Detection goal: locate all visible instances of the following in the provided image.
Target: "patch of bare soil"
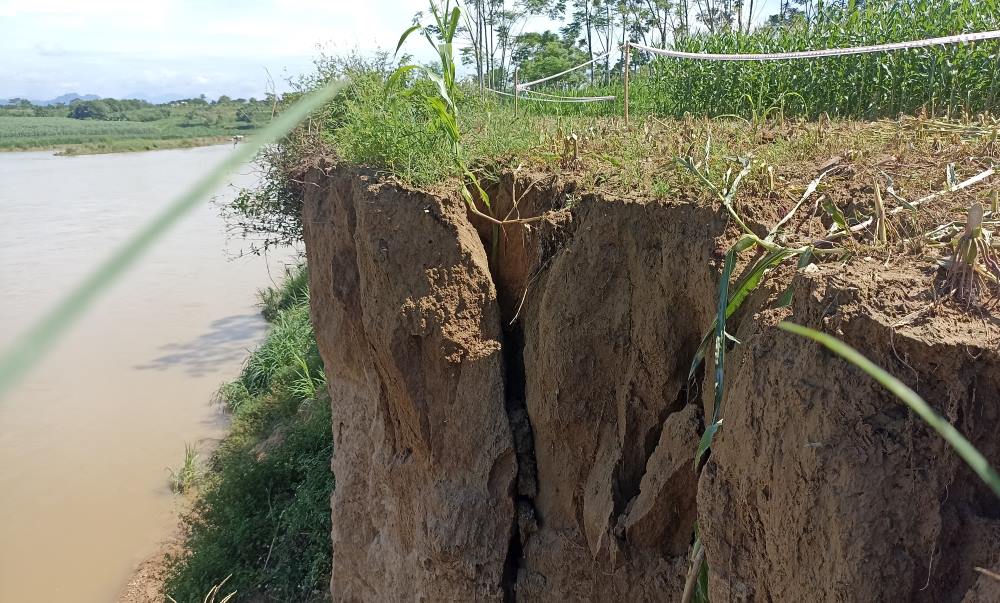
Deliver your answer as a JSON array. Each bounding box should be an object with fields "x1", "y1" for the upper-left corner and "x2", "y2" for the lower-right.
[{"x1": 118, "y1": 535, "x2": 183, "y2": 603}]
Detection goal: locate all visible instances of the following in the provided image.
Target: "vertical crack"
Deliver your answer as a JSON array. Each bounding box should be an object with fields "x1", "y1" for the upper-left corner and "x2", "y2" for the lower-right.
[
  {"x1": 465, "y1": 175, "x2": 557, "y2": 601},
  {"x1": 500, "y1": 322, "x2": 539, "y2": 602}
]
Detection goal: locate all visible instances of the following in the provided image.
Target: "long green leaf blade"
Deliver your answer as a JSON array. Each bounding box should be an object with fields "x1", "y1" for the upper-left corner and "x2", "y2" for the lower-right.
[
  {"x1": 695, "y1": 246, "x2": 737, "y2": 467},
  {"x1": 0, "y1": 79, "x2": 350, "y2": 400},
  {"x1": 395, "y1": 24, "x2": 422, "y2": 56},
  {"x1": 711, "y1": 248, "x2": 737, "y2": 422},
  {"x1": 447, "y1": 6, "x2": 461, "y2": 40},
  {"x1": 689, "y1": 248, "x2": 793, "y2": 380}
]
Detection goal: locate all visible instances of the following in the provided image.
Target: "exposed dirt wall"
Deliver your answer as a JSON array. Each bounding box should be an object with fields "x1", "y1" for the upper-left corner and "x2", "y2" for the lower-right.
[
  {"x1": 303, "y1": 165, "x2": 515, "y2": 600},
  {"x1": 508, "y1": 192, "x2": 726, "y2": 600},
  {"x1": 303, "y1": 165, "x2": 1000, "y2": 602},
  {"x1": 699, "y1": 262, "x2": 1000, "y2": 603}
]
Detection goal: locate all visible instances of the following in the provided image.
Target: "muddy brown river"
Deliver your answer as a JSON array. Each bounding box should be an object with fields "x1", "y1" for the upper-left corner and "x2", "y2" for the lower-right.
[{"x1": 0, "y1": 145, "x2": 294, "y2": 602}]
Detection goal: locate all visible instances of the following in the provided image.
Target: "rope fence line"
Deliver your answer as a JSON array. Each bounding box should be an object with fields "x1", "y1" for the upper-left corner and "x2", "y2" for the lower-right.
[
  {"x1": 523, "y1": 89, "x2": 617, "y2": 102},
  {"x1": 515, "y1": 50, "x2": 616, "y2": 91},
  {"x1": 486, "y1": 88, "x2": 616, "y2": 104},
  {"x1": 625, "y1": 31, "x2": 1000, "y2": 121},
  {"x1": 485, "y1": 88, "x2": 618, "y2": 103},
  {"x1": 629, "y1": 30, "x2": 1000, "y2": 62},
  {"x1": 491, "y1": 30, "x2": 1000, "y2": 121}
]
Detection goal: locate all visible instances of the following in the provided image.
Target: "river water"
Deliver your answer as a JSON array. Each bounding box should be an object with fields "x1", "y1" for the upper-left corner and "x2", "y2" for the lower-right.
[{"x1": 0, "y1": 145, "x2": 294, "y2": 602}]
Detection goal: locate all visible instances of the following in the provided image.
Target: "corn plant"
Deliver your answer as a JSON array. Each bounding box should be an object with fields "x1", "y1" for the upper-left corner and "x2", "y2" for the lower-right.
[
  {"x1": 681, "y1": 147, "x2": 840, "y2": 466},
  {"x1": 507, "y1": 0, "x2": 1000, "y2": 121},
  {"x1": 392, "y1": 1, "x2": 497, "y2": 224},
  {"x1": 944, "y1": 202, "x2": 1000, "y2": 307}
]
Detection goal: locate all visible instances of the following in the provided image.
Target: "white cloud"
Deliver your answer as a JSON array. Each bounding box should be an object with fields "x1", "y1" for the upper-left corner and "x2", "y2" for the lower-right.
[{"x1": 1, "y1": 0, "x2": 463, "y2": 99}]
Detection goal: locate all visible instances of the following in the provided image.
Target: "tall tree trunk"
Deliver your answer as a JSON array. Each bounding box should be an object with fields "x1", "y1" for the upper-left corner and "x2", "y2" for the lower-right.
[
  {"x1": 488, "y1": 0, "x2": 495, "y2": 89},
  {"x1": 607, "y1": 1, "x2": 613, "y2": 85},
  {"x1": 587, "y1": 5, "x2": 594, "y2": 86}
]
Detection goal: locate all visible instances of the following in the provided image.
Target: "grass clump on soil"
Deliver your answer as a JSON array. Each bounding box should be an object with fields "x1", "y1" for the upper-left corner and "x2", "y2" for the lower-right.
[
  {"x1": 314, "y1": 56, "x2": 544, "y2": 188},
  {"x1": 167, "y1": 443, "x2": 201, "y2": 494},
  {"x1": 165, "y1": 265, "x2": 333, "y2": 602},
  {"x1": 257, "y1": 264, "x2": 309, "y2": 322}
]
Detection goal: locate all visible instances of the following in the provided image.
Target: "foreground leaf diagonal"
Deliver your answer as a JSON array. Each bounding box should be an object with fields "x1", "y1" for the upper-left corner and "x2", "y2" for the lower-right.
[
  {"x1": 0, "y1": 79, "x2": 350, "y2": 400},
  {"x1": 779, "y1": 321, "x2": 1000, "y2": 500}
]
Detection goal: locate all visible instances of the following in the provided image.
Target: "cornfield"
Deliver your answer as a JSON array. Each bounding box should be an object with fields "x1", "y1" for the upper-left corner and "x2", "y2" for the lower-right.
[
  {"x1": 515, "y1": 0, "x2": 1000, "y2": 120},
  {"x1": 0, "y1": 116, "x2": 242, "y2": 150},
  {"x1": 0, "y1": 117, "x2": 159, "y2": 148}
]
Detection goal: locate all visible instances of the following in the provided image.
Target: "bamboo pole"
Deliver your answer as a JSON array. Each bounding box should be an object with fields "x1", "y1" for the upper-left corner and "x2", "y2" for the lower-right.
[
  {"x1": 514, "y1": 67, "x2": 519, "y2": 117},
  {"x1": 624, "y1": 42, "x2": 631, "y2": 126}
]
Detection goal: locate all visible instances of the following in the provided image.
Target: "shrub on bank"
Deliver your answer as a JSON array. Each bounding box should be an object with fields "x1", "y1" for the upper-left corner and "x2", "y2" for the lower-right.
[{"x1": 165, "y1": 265, "x2": 333, "y2": 602}]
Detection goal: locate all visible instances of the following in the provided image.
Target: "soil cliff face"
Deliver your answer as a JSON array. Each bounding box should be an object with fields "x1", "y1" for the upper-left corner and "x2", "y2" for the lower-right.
[
  {"x1": 303, "y1": 165, "x2": 1000, "y2": 601},
  {"x1": 699, "y1": 263, "x2": 1000, "y2": 603},
  {"x1": 303, "y1": 167, "x2": 515, "y2": 600}
]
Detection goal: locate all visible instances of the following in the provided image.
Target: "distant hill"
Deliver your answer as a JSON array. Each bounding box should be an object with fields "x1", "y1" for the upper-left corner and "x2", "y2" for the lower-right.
[
  {"x1": 3, "y1": 92, "x2": 196, "y2": 106},
  {"x1": 44, "y1": 93, "x2": 100, "y2": 105},
  {"x1": 3, "y1": 93, "x2": 101, "y2": 106}
]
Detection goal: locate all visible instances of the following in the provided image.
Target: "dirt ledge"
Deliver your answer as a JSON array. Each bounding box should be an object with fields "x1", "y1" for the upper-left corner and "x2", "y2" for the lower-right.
[{"x1": 303, "y1": 162, "x2": 1000, "y2": 602}]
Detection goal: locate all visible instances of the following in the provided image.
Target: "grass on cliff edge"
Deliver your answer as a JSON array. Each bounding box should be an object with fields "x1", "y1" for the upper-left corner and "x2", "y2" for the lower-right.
[{"x1": 165, "y1": 265, "x2": 333, "y2": 602}]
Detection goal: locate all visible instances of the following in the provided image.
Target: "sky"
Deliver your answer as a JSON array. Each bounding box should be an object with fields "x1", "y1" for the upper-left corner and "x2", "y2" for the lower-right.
[
  {"x1": 0, "y1": 0, "x2": 781, "y2": 102},
  {"x1": 0, "y1": 0, "x2": 444, "y2": 101}
]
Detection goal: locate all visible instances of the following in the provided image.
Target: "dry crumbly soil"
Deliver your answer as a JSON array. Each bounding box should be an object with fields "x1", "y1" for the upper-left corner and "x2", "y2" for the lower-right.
[
  {"x1": 300, "y1": 116, "x2": 1000, "y2": 601},
  {"x1": 118, "y1": 534, "x2": 184, "y2": 603}
]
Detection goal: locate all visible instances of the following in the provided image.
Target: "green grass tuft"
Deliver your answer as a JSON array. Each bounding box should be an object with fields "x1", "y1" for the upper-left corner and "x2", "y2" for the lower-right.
[
  {"x1": 258, "y1": 264, "x2": 309, "y2": 322},
  {"x1": 167, "y1": 443, "x2": 201, "y2": 494}
]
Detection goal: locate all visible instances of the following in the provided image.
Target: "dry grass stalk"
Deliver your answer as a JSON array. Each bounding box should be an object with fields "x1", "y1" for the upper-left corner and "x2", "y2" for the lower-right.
[
  {"x1": 945, "y1": 202, "x2": 1000, "y2": 307},
  {"x1": 873, "y1": 178, "x2": 888, "y2": 246}
]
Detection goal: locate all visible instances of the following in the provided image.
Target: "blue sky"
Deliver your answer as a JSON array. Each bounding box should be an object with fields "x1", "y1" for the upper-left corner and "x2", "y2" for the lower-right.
[{"x1": 0, "y1": 0, "x2": 781, "y2": 101}]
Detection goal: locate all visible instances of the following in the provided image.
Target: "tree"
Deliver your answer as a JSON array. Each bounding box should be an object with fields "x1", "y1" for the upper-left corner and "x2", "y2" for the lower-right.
[
  {"x1": 236, "y1": 108, "x2": 255, "y2": 126},
  {"x1": 513, "y1": 30, "x2": 590, "y2": 85},
  {"x1": 68, "y1": 99, "x2": 111, "y2": 120},
  {"x1": 564, "y1": 0, "x2": 596, "y2": 84},
  {"x1": 459, "y1": 0, "x2": 564, "y2": 90}
]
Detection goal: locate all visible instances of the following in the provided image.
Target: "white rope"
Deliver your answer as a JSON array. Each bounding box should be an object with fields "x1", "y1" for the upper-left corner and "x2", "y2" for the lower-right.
[
  {"x1": 487, "y1": 88, "x2": 517, "y2": 98},
  {"x1": 486, "y1": 88, "x2": 616, "y2": 103},
  {"x1": 522, "y1": 89, "x2": 616, "y2": 102},
  {"x1": 516, "y1": 50, "x2": 617, "y2": 90},
  {"x1": 630, "y1": 30, "x2": 1000, "y2": 62}
]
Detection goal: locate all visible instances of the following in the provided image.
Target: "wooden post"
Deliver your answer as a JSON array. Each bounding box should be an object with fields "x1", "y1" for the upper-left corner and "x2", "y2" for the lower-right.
[
  {"x1": 623, "y1": 42, "x2": 631, "y2": 126},
  {"x1": 514, "y1": 67, "x2": 519, "y2": 117}
]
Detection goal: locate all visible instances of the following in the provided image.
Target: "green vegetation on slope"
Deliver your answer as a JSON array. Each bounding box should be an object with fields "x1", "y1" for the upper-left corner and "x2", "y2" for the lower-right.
[
  {"x1": 165, "y1": 266, "x2": 333, "y2": 602},
  {"x1": 218, "y1": 0, "x2": 1000, "y2": 260},
  {"x1": 221, "y1": 0, "x2": 989, "y2": 205}
]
